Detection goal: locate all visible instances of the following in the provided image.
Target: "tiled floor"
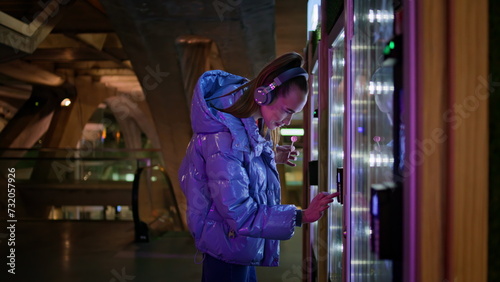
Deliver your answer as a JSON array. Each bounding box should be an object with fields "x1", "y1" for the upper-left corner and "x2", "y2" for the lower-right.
[{"x1": 0, "y1": 220, "x2": 303, "y2": 282}]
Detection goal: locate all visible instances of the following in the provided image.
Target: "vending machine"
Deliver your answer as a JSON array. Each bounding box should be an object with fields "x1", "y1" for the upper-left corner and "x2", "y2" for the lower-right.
[{"x1": 304, "y1": 0, "x2": 405, "y2": 281}]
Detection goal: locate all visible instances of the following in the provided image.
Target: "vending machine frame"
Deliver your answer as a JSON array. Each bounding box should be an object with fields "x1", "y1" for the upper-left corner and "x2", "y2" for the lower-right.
[{"x1": 303, "y1": 0, "x2": 416, "y2": 281}]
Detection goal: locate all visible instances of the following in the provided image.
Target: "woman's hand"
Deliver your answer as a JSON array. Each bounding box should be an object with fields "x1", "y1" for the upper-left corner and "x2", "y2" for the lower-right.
[
  {"x1": 303, "y1": 192, "x2": 339, "y2": 223},
  {"x1": 275, "y1": 145, "x2": 299, "y2": 166}
]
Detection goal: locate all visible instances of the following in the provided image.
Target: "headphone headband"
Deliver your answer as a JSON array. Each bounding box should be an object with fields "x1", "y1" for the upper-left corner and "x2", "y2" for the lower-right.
[{"x1": 254, "y1": 67, "x2": 308, "y2": 105}]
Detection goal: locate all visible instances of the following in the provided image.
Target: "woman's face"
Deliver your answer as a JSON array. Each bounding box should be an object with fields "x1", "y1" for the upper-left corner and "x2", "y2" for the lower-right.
[{"x1": 259, "y1": 85, "x2": 308, "y2": 130}]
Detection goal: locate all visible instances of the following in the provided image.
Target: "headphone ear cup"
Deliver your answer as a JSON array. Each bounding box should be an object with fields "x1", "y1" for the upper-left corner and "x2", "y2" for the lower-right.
[
  {"x1": 254, "y1": 67, "x2": 307, "y2": 106},
  {"x1": 254, "y1": 86, "x2": 272, "y2": 105}
]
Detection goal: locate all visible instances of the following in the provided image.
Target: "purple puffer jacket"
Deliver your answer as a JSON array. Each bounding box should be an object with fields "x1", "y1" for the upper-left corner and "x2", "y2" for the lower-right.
[{"x1": 178, "y1": 70, "x2": 299, "y2": 266}]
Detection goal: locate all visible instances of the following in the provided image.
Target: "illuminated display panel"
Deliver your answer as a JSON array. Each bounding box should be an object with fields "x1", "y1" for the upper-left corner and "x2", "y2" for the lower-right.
[
  {"x1": 327, "y1": 29, "x2": 345, "y2": 282},
  {"x1": 350, "y1": 0, "x2": 395, "y2": 280}
]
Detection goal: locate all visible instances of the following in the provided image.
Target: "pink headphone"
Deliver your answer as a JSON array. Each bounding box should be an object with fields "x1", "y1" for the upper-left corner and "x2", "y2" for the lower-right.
[{"x1": 254, "y1": 67, "x2": 308, "y2": 105}]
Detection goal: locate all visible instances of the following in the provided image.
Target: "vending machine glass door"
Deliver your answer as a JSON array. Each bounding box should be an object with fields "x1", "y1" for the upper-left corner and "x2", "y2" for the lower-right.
[
  {"x1": 327, "y1": 30, "x2": 345, "y2": 282},
  {"x1": 349, "y1": 0, "x2": 395, "y2": 280}
]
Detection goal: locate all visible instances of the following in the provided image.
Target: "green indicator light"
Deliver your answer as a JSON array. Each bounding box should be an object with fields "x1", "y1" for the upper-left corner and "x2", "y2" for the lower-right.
[
  {"x1": 35, "y1": 102, "x2": 39, "y2": 106},
  {"x1": 384, "y1": 45, "x2": 391, "y2": 55},
  {"x1": 389, "y1": 41, "x2": 395, "y2": 49}
]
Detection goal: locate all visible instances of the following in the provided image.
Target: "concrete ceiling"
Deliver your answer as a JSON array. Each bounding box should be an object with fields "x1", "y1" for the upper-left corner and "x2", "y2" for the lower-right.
[
  {"x1": 0, "y1": 0, "x2": 307, "y2": 135},
  {"x1": 0, "y1": 0, "x2": 306, "y2": 92}
]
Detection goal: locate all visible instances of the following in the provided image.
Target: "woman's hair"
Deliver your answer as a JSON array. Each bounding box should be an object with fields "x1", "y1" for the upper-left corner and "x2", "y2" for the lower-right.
[
  {"x1": 222, "y1": 52, "x2": 308, "y2": 118},
  {"x1": 220, "y1": 52, "x2": 308, "y2": 147}
]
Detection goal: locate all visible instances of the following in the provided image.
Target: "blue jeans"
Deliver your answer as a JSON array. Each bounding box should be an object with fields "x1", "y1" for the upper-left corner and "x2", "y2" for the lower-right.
[{"x1": 202, "y1": 254, "x2": 257, "y2": 282}]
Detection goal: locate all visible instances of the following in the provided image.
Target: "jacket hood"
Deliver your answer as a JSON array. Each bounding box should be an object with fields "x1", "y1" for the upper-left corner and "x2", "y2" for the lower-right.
[{"x1": 191, "y1": 70, "x2": 270, "y2": 155}]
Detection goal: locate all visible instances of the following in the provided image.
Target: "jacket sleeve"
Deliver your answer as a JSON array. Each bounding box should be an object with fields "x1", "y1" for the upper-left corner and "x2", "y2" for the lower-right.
[{"x1": 202, "y1": 132, "x2": 298, "y2": 240}]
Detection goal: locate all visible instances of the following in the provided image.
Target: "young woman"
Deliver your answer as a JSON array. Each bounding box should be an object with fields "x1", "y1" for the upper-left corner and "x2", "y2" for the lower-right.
[{"x1": 178, "y1": 52, "x2": 337, "y2": 281}]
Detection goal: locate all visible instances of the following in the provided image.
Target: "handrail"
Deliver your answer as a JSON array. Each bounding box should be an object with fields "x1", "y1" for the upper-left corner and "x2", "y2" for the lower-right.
[
  {"x1": 132, "y1": 166, "x2": 149, "y2": 242},
  {"x1": 0, "y1": 148, "x2": 164, "y2": 220},
  {"x1": 132, "y1": 164, "x2": 183, "y2": 242}
]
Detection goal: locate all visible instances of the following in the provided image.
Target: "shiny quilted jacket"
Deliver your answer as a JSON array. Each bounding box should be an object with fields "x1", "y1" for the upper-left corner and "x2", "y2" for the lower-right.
[{"x1": 178, "y1": 70, "x2": 299, "y2": 266}]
